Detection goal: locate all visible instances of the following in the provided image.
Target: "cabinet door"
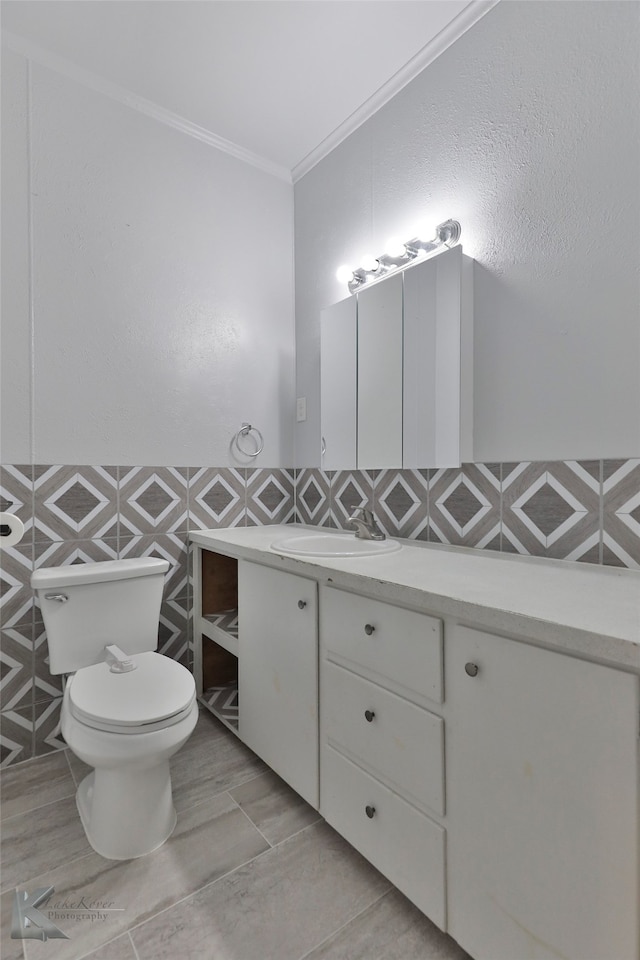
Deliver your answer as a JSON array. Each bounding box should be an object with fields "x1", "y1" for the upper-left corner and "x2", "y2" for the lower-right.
[
  {"x1": 238, "y1": 561, "x2": 319, "y2": 808},
  {"x1": 357, "y1": 272, "x2": 403, "y2": 468},
  {"x1": 320, "y1": 296, "x2": 357, "y2": 470},
  {"x1": 403, "y1": 245, "x2": 473, "y2": 468},
  {"x1": 447, "y1": 626, "x2": 639, "y2": 960}
]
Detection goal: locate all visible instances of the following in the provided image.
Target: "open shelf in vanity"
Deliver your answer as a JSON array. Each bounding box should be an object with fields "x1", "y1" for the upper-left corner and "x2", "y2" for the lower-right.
[{"x1": 195, "y1": 548, "x2": 240, "y2": 733}]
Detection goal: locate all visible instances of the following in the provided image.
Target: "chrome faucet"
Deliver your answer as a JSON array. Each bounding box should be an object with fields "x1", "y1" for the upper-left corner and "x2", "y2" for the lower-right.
[{"x1": 348, "y1": 505, "x2": 386, "y2": 541}]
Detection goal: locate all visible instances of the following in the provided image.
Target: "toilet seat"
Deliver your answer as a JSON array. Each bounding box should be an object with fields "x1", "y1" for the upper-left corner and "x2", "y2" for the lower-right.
[{"x1": 68, "y1": 651, "x2": 196, "y2": 734}]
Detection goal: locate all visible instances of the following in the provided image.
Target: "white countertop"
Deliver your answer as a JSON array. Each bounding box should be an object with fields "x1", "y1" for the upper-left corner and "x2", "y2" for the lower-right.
[{"x1": 190, "y1": 524, "x2": 640, "y2": 672}]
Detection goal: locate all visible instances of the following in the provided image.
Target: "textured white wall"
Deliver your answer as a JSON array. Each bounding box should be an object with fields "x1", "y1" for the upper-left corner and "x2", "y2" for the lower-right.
[
  {"x1": 1, "y1": 48, "x2": 31, "y2": 462},
  {"x1": 294, "y1": 0, "x2": 640, "y2": 465},
  {"x1": 1, "y1": 50, "x2": 294, "y2": 467}
]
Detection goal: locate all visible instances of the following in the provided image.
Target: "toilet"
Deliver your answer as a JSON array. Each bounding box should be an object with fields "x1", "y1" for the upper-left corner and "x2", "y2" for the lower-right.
[{"x1": 31, "y1": 557, "x2": 198, "y2": 860}]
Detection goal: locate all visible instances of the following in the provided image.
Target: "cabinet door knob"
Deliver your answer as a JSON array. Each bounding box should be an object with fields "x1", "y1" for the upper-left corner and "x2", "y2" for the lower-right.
[
  {"x1": 364, "y1": 623, "x2": 375, "y2": 636},
  {"x1": 364, "y1": 710, "x2": 376, "y2": 722},
  {"x1": 298, "y1": 600, "x2": 307, "y2": 609},
  {"x1": 365, "y1": 805, "x2": 376, "y2": 819},
  {"x1": 465, "y1": 662, "x2": 479, "y2": 677}
]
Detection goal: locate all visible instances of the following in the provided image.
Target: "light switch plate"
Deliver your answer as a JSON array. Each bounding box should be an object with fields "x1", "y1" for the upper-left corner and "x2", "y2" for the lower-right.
[{"x1": 296, "y1": 397, "x2": 307, "y2": 422}]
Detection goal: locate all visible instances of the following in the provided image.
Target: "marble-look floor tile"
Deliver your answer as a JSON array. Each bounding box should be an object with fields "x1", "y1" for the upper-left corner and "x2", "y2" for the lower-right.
[
  {"x1": 303, "y1": 888, "x2": 471, "y2": 960},
  {"x1": 131, "y1": 820, "x2": 390, "y2": 960},
  {"x1": 1, "y1": 795, "x2": 92, "y2": 894},
  {"x1": 14, "y1": 792, "x2": 269, "y2": 960},
  {"x1": 1, "y1": 888, "x2": 26, "y2": 960},
  {"x1": 1, "y1": 750, "x2": 76, "y2": 821},
  {"x1": 229, "y1": 769, "x2": 321, "y2": 845},
  {"x1": 81, "y1": 933, "x2": 139, "y2": 960},
  {"x1": 171, "y1": 713, "x2": 267, "y2": 814}
]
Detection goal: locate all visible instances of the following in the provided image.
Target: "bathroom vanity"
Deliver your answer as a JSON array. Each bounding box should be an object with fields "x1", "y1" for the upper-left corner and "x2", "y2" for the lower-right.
[{"x1": 190, "y1": 524, "x2": 640, "y2": 960}]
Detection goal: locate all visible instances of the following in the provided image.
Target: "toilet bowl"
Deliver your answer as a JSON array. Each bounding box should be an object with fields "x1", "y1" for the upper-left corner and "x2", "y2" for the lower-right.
[
  {"x1": 31, "y1": 557, "x2": 198, "y2": 860},
  {"x1": 62, "y1": 651, "x2": 198, "y2": 859}
]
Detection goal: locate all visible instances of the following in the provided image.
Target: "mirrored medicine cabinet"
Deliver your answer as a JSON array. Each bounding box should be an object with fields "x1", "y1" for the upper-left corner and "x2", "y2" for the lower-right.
[{"x1": 320, "y1": 244, "x2": 473, "y2": 470}]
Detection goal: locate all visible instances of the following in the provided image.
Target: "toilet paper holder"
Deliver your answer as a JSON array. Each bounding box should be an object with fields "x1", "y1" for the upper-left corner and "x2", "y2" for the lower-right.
[
  {"x1": 1, "y1": 501, "x2": 13, "y2": 537},
  {"x1": 0, "y1": 505, "x2": 26, "y2": 546}
]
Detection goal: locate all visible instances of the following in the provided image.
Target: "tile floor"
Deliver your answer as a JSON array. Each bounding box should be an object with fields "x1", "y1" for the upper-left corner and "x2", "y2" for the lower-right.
[{"x1": 1, "y1": 710, "x2": 470, "y2": 960}]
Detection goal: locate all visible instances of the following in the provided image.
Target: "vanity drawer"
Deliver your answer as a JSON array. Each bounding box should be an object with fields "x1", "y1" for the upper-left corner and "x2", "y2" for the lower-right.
[
  {"x1": 321, "y1": 744, "x2": 446, "y2": 930},
  {"x1": 322, "y1": 661, "x2": 444, "y2": 816},
  {"x1": 320, "y1": 586, "x2": 443, "y2": 706}
]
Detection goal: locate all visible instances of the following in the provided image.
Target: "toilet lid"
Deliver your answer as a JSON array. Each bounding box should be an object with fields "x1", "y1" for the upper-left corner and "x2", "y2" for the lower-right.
[{"x1": 69, "y1": 651, "x2": 196, "y2": 730}]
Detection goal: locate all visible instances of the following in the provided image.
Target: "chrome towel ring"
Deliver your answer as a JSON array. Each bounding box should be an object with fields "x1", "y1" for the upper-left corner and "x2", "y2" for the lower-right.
[{"x1": 233, "y1": 422, "x2": 264, "y2": 458}]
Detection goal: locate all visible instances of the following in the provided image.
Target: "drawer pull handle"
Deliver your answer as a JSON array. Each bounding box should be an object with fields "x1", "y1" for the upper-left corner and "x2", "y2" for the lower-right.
[
  {"x1": 465, "y1": 662, "x2": 479, "y2": 677},
  {"x1": 298, "y1": 600, "x2": 307, "y2": 609},
  {"x1": 364, "y1": 623, "x2": 375, "y2": 636},
  {"x1": 365, "y1": 805, "x2": 376, "y2": 819},
  {"x1": 364, "y1": 710, "x2": 376, "y2": 723}
]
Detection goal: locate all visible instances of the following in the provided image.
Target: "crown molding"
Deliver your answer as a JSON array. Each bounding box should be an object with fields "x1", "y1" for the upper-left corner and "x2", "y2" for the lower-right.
[
  {"x1": 2, "y1": 29, "x2": 293, "y2": 184},
  {"x1": 292, "y1": 0, "x2": 500, "y2": 183}
]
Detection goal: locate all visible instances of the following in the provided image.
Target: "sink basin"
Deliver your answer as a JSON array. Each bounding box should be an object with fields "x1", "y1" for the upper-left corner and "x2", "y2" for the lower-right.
[{"x1": 270, "y1": 532, "x2": 401, "y2": 558}]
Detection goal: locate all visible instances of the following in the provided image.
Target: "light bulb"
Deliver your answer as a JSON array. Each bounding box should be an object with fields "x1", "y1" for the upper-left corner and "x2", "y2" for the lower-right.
[
  {"x1": 385, "y1": 237, "x2": 406, "y2": 259},
  {"x1": 336, "y1": 265, "x2": 353, "y2": 284},
  {"x1": 415, "y1": 222, "x2": 437, "y2": 243},
  {"x1": 360, "y1": 254, "x2": 379, "y2": 273}
]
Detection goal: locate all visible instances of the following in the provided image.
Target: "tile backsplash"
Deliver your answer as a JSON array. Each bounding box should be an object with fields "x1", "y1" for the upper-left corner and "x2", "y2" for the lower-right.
[
  {"x1": 297, "y1": 460, "x2": 640, "y2": 567},
  {"x1": 1, "y1": 459, "x2": 638, "y2": 768},
  {"x1": 0, "y1": 465, "x2": 294, "y2": 767}
]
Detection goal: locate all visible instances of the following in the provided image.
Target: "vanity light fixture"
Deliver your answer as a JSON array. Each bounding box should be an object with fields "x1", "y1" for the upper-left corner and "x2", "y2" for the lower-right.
[{"x1": 336, "y1": 219, "x2": 461, "y2": 294}]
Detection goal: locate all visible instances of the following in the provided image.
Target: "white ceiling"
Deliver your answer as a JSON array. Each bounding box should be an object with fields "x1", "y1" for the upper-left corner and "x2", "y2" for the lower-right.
[{"x1": 1, "y1": 0, "x2": 495, "y2": 180}]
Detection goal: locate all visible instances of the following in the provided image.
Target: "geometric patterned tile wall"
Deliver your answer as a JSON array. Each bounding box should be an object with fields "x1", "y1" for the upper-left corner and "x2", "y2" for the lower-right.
[
  {"x1": 294, "y1": 460, "x2": 640, "y2": 568},
  {"x1": 2, "y1": 457, "x2": 638, "y2": 768},
  {"x1": 0, "y1": 465, "x2": 295, "y2": 768}
]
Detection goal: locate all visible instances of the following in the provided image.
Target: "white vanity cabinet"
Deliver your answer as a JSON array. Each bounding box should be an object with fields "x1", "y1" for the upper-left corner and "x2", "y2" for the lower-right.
[
  {"x1": 447, "y1": 625, "x2": 640, "y2": 960},
  {"x1": 191, "y1": 528, "x2": 640, "y2": 960},
  {"x1": 319, "y1": 585, "x2": 447, "y2": 929},
  {"x1": 238, "y1": 560, "x2": 319, "y2": 808}
]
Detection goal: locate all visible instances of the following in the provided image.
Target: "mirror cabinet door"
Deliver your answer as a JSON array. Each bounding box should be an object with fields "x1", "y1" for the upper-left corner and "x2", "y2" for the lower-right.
[
  {"x1": 404, "y1": 245, "x2": 472, "y2": 468},
  {"x1": 357, "y1": 272, "x2": 403, "y2": 468},
  {"x1": 320, "y1": 296, "x2": 357, "y2": 470},
  {"x1": 319, "y1": 246, "x2": 472, "y2": 471}
]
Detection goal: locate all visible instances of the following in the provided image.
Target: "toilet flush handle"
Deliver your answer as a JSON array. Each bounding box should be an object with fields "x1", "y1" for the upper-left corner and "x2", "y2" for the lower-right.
[{"x1": 104, "y1": 644, "x2": 137, "y2": 673}]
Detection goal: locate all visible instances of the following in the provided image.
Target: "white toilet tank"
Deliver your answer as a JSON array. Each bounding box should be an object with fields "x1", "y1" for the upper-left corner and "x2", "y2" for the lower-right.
[{"x1": 32, "y1": 558, "x2": 170, "y2": 674}]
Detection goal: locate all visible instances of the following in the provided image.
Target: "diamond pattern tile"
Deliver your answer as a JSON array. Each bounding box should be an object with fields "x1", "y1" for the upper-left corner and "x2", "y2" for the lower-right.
[
  {"x1": 0, "y1": 624, "x2": 33, "y2": 711},
  {"x1": 119, "y1": 533, "x2": 189, "y2": 600},
  {"x1": 295, "y1": 469, "x2": 332, "y2": 526},
  {"x1": 34, "y1": 465, "x2": 118, "y2": 543},
  {"x1": 429, "y1": 465, "x2": 500, "y2": 548},
  {"x1": 375, "y1": 470, "x2": 429, "y2": 539},
  {"x1": 189, "y1": 468, "x2": 246, "y2": 530},
  {"x1": 34, "y1": 696, "x2": 65, "y2": 756},
  {"x1": 502, "y1": 461, "x2": 600, "y2": 560},
  {"x1": 0, "y1": 464, "x2": 33, "y2": 532},
  {"x1": 202, "y1": 685, "x2": 239, "y2": 729},
  {"x1": 0, "y1": 705, "x2": 33, "y2": 766},
  {"x1": 246, "y1": 470, "x2": 295, "y2": 525},
  {"x1": 119, "y1": 467, "x2": 188, "y2": 535},
  {"x1": 159, "y1": 599, "x2": 189, "y2": 667},
  {"x1": 204, "y1": 610, "x2": 239, "y2": 639},
  {"x1": 34, "y1": 622, "x2": 63, "y2": 704},
  {"x1": 520, "y1": 483, "x2": 575, "y2": 537},
  {"x1": 0, "y1": 542, "x2": 34, "y2": 628},
  {"x1": 602, "y1": 459, "x2": 640, "y2": 568},
  {"x1": 331, "y1": 471, "x2": 375, "y2": 529}
]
